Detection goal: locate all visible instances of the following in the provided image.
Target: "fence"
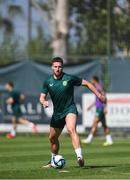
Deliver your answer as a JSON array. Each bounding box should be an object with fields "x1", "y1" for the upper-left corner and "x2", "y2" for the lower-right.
[{"x1": 0, "y1": 59, "x2": 130, "y2": 134}]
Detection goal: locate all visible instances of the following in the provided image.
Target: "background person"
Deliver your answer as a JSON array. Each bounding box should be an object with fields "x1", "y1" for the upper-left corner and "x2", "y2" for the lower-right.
[
  {"x1": 82, "y1": 76, "x2": 113, "y2": 146},
  {"x1": 5, "y1": 81, "x2": 38, "y2": 139}
]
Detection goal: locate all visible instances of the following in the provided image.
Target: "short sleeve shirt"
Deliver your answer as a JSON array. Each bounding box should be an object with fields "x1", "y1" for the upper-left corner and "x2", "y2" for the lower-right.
[{"x1": 42, "y1": 73, "x2": 82, "y2": 119}]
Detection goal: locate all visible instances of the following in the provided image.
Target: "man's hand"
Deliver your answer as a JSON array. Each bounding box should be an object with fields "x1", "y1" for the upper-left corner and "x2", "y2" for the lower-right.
[
  {"x1": 86, "y1": 102, "x2": 95, "y2": 111},
  {"x1": 42, "y1": 100, "x2": 49, "y2": 108},
  {"x1": 82, "y1": 80, "x2": 107, "y2": 104},
  {"x1": 6, "y1": 97, "x2": 14, "y2": 104},
  {"x1": 39, "y1": 93, "x2": 49, "y2": 108},
  {"x1": 104, "y1": 107, "x2": 108, "y2": 114},
  {"x1": 99, "y1": 94, "x2": 107, "y2": 104},
  {"x1": 87, "y1": 106, "x2": 91, "y2": 111}
]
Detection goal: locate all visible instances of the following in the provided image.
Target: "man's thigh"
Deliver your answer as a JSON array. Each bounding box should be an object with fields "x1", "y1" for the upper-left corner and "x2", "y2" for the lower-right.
[{"x1": 65, "y1": 113, "x2": 77, "y2": 130}]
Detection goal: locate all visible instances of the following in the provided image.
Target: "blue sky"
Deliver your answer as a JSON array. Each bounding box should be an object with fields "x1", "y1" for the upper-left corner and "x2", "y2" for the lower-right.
[{"x1": 0, "y1": 0, "x2": 50, "y2": 46}]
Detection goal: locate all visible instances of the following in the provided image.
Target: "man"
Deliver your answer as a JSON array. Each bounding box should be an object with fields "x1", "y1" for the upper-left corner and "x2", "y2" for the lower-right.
[
  {"x1": 82, "y1": 76, "x2": 113, "y2": 146},
  {"x1": 39, "y1": 57, "x2": 106, "y2": 168},
  {"x1": 5, "y1": 81, "x2": 38, "y2": 139}
]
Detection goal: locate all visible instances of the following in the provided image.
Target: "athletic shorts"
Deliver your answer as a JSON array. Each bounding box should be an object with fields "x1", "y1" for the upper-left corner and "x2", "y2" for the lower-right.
[
  {"x1": 95, "y1": 108, "x2": 107, "y2": 128},
  {"x1": 50, "y1": 106, "x2": 78, "y2": 129},
  {"x1": 12, "y1": 105, "x2": 22, "y2": 118},
  {"x1": 50, "y1": 117, "x2": 66, "y2": 129}
]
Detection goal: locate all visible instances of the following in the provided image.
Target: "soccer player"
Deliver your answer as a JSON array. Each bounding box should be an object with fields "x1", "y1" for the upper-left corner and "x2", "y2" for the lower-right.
[
  {"x1": 82, "y1": 76, "x2": 113, "y2": 146},
  {"x1": 5, "y1": 81, "x2": 38, "y2": 139},
  {"x1": 39, "y1": 57, "x2": 106, "y2": 168}
]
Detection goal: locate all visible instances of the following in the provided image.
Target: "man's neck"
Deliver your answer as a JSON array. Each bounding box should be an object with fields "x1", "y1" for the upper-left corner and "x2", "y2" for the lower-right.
[
  {"x1": 9, "y1": 88, "x2": 13, "y2": 92},
  {"x1": 53, "y1": 72, "x2": 63, "y2": 80}
]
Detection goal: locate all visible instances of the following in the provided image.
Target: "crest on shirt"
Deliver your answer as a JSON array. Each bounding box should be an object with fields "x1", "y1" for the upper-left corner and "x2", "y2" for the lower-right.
[{"x1": 63, "y1": 80, "x2": 68, "y2": 86}]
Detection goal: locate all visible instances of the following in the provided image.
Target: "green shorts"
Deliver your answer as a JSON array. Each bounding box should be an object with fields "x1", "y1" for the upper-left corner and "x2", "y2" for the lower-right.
[
  {"x1": 95, "y1": 108, "x2": 107, "y2": 128},
  {"x1": 12, "y1": 105, "x2": 22, "y2": 118},
  {"x1": 50, "y1": 117, "x2": 66, "y2": 129},
  {"x1": 50, "y1": 105, "x2": 78, "y2": 129}
]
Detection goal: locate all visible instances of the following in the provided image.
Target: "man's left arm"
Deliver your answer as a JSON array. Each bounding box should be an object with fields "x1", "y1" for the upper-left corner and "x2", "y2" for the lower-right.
[
  {"x1": 6, "y1": 97, "x2": 14, "y2": 104},
  {"x1": 81, "y1": 79, "x2": 107, "y2": 103}
]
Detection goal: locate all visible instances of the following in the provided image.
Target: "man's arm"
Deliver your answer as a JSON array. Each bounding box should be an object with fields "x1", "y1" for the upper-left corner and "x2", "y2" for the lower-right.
[
  {"x1": 20, "y1": 94, "x2": 25, "y2": 103},
  {"x1": 87, "y1": 102, "x2": 95, "y2": 111},
  {"x1": 82, "y1": 79, "x2": 107, "y2": 103},
  {"x1": 6, "y1": 97, "x2": 14, "y2": 104},
  {"x1": 39, "y1": 93, "x2": 49, "y2": 108}
]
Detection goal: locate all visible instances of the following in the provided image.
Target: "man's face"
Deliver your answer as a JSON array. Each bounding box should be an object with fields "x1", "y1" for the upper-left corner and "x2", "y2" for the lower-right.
[
  {"x1": 91, "y1": 79, "x2": 96, "y2": 86},
  {"x1": 52, "y1": 62, "x2": 63, "y2": 77},
  {"x1": 5, "y1": 83, "x2": 12, "y2": 91}
]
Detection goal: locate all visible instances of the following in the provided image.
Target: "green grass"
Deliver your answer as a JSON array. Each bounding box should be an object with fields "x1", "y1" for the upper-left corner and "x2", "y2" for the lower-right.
[{"x1": 0, "y1": 134, "x2": 130, "y2": 179}]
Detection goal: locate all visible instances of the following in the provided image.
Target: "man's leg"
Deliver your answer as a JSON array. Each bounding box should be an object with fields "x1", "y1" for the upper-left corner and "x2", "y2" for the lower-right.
[
  {"x1": 101, "y1": 117, "x2": 113, "y2": 146},
  {"x1": 65, "y1": 113, "x2": 84, "y2": 167},
  {"x1": 18, "y1": 117, "x2": 38, "y2": 133},
  {"x1": 6, "y1": 117, "x2": 17, "y2": 138},
  {"x1": 43, "y1": 127, "x2": 62, "y2": 168},
  {"x1": 82, "y1": 117, "x2": 99, "y2": 144},
  {"x1": 49, "y1": 127, "x2": 62, "y2": 154}
]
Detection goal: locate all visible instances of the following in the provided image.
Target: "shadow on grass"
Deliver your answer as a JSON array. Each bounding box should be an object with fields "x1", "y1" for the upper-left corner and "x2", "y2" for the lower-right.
[{"x1": 74, "y1": 165, "x2": 116, "y2": 169}]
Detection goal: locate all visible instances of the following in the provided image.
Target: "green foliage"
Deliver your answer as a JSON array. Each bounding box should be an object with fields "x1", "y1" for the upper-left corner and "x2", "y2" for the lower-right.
[
  {"x1": 27, "y1": 25, "x2": 52, "y2": 62},
  {"x1": 0, "y1": 37, "x2": 20, "y2": 64},
  {"x1": 1, "y1": 0, "x2": 130, "y2": 64},
  {"x1": 69, "y1": 0, "x2": 130, "y2": 56},
  {"x1": 8, "y1": 5, "x2": 24, "y2": 17},
  {"x1": 69, "y1": 0, "x2": 108, "y2": 55}
]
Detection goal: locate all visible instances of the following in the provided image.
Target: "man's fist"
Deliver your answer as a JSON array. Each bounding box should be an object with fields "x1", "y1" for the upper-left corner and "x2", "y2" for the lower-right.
[
  {"x1": 42, "y1": 100, "x2": 49, "y2": 108},
  {"x1": 39, "y1": 94, "x2": 49, "y2": 108},
  {"x1": 99, "y1": 94, "x2": 107, "y2": 104}
]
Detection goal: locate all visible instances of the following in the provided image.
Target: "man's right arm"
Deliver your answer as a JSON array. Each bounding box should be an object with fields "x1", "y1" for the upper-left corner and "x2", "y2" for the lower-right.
[
  {"x1": 87, "y1": 102, "x2": 95, "y2": 111},
  {"x1": 39, "y1": 93, "x2": 49, "y2": 108}
]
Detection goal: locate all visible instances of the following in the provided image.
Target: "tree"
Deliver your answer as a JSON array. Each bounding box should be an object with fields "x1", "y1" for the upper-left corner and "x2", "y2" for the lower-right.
[
  {"x1": 27, "y1": 25, "x2": 52, "y2": 61},
  {"x1": 69, "y1": 0, "x2": 130, "y2": 57},
  {"x1": 31, "y1": 0, "x2": 69, "y2": 63},
  {"x1": 0, "y1": 1, "x2": 23, "y2": 64}
]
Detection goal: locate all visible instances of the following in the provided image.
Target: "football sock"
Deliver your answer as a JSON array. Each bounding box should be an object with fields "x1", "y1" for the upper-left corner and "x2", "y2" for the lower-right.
[
  {"x1": 106, "y1": 134, "x2": 113, "y2": 143},
  {"x1": 28, "y1": 122, "x2": 34, "y2": 128},
  {"x1": 87, "y1": 133, "x2": 93, "y2": 142},
  {"x1": 11, "y1": 128, "x2": 16, "y2": 136},
  {"x1": 51, "y1": 153, "x2": 56, "y2": 164},
  {"x1": 75, "y1": 147, "x2": 83, "y2": 159}
]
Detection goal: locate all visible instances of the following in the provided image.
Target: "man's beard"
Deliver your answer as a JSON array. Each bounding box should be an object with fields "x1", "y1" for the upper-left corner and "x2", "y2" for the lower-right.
[{"x1": 54, "y1": 71, "x2": 63, "y2": 78}]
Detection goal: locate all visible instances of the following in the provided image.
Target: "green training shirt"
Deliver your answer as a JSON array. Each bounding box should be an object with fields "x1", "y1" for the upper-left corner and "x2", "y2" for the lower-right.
[
  {"x1": 42, "y1": 72, "x2": 82, "y2": 120},
  {"x1": 8, "y1": 90, "x2": 22, "y2": 117},
  {"x1": 9, "y1": 90, "x2": 21, "y2": 108}
]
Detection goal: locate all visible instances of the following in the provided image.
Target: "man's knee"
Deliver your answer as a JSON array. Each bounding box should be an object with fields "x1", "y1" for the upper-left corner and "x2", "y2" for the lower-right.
[
  {"x1": 67, "y1": 127, "x2": 76, "y2": 136},
  {"x1": 92, "y1": 122, "x2": 98, "y2": 128}
]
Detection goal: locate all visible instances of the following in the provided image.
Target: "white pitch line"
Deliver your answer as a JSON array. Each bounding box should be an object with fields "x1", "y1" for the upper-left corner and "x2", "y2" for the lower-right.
[{"x1": 59, "y1": 170, "x2": 69, "y2": 173}]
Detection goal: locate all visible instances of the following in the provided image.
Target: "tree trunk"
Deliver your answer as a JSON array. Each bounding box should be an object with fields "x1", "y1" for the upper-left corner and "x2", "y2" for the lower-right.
[
  {"x1": 49, "y1": 0, "x2": 69, "y2": 63},
  {"x1": 31, "y1": 0, "x2": 69, "y2": 63}
]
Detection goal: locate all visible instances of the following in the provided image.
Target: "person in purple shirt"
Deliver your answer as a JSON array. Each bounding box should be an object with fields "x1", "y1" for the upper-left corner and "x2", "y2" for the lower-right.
[{"x1": 82, "y1": 76, "x2": 113, "y2": 146}]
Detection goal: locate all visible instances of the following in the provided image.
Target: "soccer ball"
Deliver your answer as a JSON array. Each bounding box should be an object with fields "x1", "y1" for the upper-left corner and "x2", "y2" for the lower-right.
[{"x1": 52, "y1": 155, "x2": 65, "y2": 169}]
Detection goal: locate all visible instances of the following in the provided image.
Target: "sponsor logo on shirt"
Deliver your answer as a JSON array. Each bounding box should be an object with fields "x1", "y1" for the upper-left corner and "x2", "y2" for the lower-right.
[{"x1": 49, "y1": 83, "x2": 53, "y2": 87}]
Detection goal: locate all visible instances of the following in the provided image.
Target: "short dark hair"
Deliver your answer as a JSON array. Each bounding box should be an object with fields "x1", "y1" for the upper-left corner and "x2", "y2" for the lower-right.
[
  {"x1": 7, "y1": 81, "x2": 14, "y2": 88},
  {"x1": 52, "y1": 57, "x2": 63, "y2": 65},
  {"x1": 92, "y1": 76, "x2": 99, "y2": 82}
]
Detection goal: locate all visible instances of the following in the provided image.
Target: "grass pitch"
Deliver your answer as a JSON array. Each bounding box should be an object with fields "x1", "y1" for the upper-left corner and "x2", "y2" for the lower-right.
[{"x1": 0, "y1": 134, "x2": 130, "y2": 179}]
